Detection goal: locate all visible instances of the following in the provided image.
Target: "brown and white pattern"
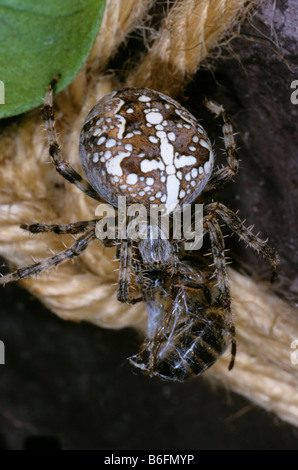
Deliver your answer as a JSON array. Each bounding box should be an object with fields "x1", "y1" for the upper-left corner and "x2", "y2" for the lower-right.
[
  {"x1": 0, "y1": 77, "x2": 279, "y2": 382},
  {"x1": 79, "y1": 88, "x2": 214, "y2": 212}
]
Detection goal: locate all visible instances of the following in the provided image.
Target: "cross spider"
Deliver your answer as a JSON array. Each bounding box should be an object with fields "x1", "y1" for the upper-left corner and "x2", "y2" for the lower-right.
[{"x1": 0, "y1": 77, "x2": 278, "y2": 381}]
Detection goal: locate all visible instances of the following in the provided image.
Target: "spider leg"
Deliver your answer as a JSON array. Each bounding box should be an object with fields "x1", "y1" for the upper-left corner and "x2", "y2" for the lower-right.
[
  {"x1": 206, "y1": 202, "x2": 279, "y2": 282},
  {"x1": 204, "y1": 212, "x2": 236, "y2": 370},
  {"x1": 117, "y1": 240, "x2": 142, "y2": 304},
  {"x1": 21, "y1": 220, "x2": 97, "y2": 235},
  {"x1": 202, "y1": 98, "x2": 239, "y2": 193},
  {"x1": 0, "y1": 229, "x2": 96, "y2": 286},
  {"x1": 43, "y1": 76, "x2": 103, "y2": 202}
]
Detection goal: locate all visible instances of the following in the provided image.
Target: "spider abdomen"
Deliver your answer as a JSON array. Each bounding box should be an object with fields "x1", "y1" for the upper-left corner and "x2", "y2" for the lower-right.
[{"x1": 79, "y1": 87, "x2": 214, "y2": 212}]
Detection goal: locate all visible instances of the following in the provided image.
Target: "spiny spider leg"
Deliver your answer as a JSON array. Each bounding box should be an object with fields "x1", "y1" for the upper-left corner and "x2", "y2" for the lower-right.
[
  {"x1": 117, "y1": 240, "x2": 142, "y2": 305},
  {"x1": 202, "y1": 98, "x2": 239, "y2": 193},
  {"x1": 206, "y1": 202, "x2": 279, "y2": 281},
  {"x1": 205, "y1": 215, "x2": 236, "y2": 370},
  {"x1": 0, "y1": 229, "x2": 96, "y2": 286},
  {"x1": 43, "y1": 76, "x2": 103, "y2": 202},
  {"x1": 21, "y1": 220, "x2": 97, "y2": 235},
  {"x1": 117, "y1": 240, "x2": 131, "y2": 303}
]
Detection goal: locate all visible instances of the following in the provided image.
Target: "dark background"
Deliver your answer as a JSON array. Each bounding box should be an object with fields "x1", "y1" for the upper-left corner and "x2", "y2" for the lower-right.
[
  {"x1": 1, "y1": 282, "x2": 298, "y2": 451},
  {"x1": 0, "y1": 0, "x2": 297, "y2": 450}
]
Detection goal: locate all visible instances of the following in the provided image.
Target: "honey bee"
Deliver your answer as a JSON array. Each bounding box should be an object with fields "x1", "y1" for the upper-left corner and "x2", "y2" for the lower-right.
[{"x1": 129, "y1": 249, "x2": 232, "y2": 381}]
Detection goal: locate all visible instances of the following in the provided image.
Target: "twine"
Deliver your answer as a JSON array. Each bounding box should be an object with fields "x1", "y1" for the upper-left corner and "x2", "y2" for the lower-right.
[{"x1": 1, "y1": 0, "x2": 297, "y2": 427}]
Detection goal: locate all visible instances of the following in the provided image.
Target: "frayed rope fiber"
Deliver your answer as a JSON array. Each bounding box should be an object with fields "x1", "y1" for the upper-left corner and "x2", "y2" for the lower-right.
[{"x1": 1, "y1": 0, "x2": 297, "y2": 427}]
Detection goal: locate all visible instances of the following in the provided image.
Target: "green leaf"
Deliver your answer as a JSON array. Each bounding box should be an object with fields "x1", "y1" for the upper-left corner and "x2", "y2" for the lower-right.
[{"x1": 0, "y1": 0, "x2": 106, "y2": 118}]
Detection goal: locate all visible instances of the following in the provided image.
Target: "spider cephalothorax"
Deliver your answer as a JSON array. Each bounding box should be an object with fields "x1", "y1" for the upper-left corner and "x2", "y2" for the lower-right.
[{"x1": 0, "y1": 78, "x2": 278, "y2": 381}]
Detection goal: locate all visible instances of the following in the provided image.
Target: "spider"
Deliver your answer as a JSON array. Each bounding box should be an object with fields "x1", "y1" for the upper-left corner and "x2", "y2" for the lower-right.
[{"x1": 0, "y1": 77, "x2": 278, "y2": 381}]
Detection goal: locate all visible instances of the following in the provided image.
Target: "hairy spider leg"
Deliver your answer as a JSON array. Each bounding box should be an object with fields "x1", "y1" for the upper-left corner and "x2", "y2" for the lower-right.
[
  {"x1": 206, "y1": 202, "x2": 279, "y2": 281},
  {"x1": 117, "y1": 240, "x2": 142, "y2": 304},
  {"x1": 202, "y1": 98, "x2": 240, "y2": 194},
  {"x1": 21, "y1": 220, "x2": 98, "y2": 235},
  {"x1": 43, "y1": 76, "x2": 103, "y2": 202},
  {"x1": 0, "y1": 229, "x2": 96, "y2": 286},
  {"x1": 205, "y1": 215, "x2": 237, "y2": 370}
]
